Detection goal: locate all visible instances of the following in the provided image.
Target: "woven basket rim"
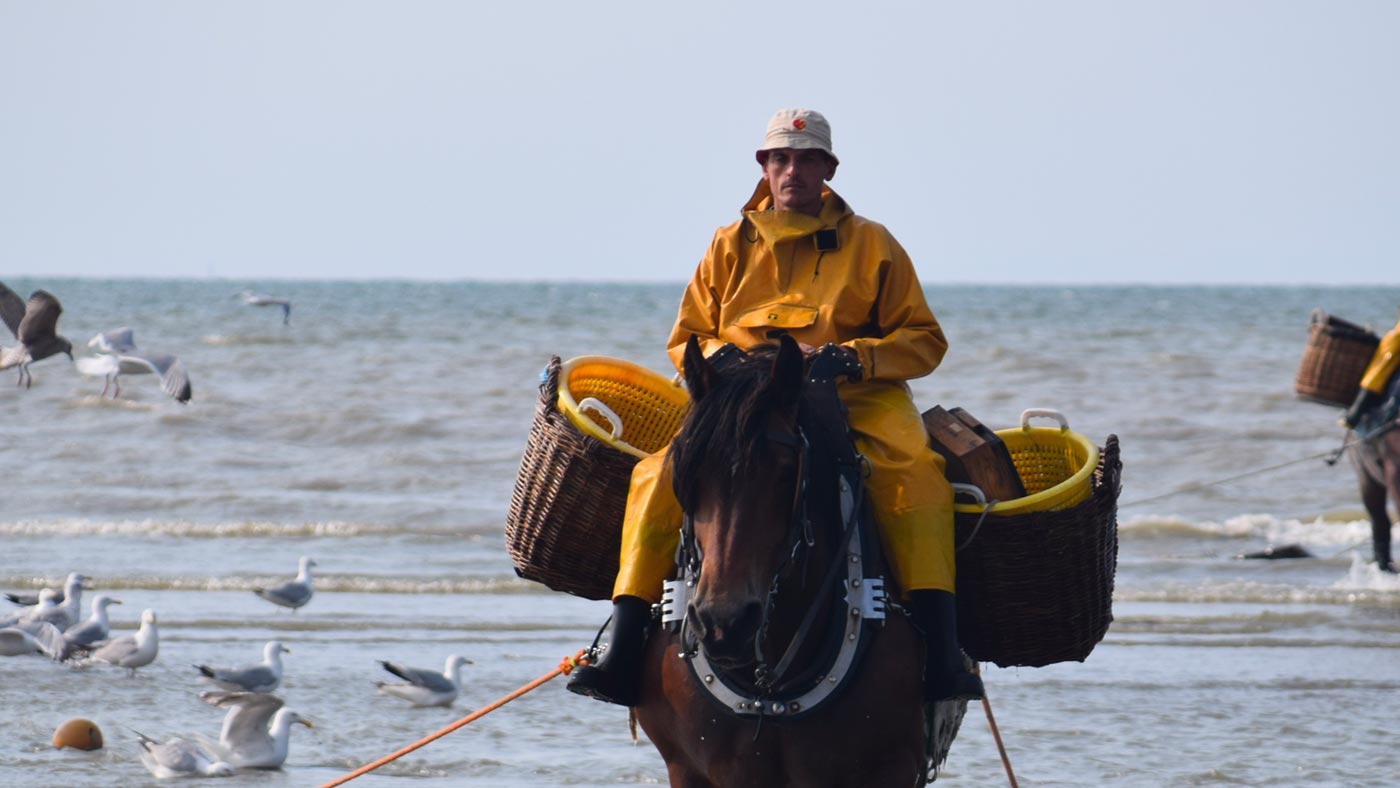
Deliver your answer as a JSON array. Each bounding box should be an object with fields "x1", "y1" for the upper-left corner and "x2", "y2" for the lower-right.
[{"x1": 952, "y1": 426, "x2": 1100, "y2": 515}]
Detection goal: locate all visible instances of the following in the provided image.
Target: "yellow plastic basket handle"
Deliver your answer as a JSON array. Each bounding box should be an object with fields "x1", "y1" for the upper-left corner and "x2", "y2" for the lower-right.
[
  {"x1": 577, "y1": 397, "x2": 623, "y2": 440},
  {"x1": 1020, "y1": 408, "x2": 1069, "y2": 432}
]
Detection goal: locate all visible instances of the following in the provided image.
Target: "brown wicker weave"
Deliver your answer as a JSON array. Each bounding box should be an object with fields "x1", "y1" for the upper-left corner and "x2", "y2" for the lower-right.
[
  {"x1": 1295, "y1": 310, "x2": 1379, "y2": 407},
  {"x1": 953, "y1": 434, "x2": 1121, "y2": 668},
  {"x1": 505, "y1": 357, "x2": 648, "y2": 600}
]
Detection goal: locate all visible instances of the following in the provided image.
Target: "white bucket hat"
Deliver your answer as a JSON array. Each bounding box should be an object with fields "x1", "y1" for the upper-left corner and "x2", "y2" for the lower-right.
[{"x1": 756, "y1": 108, "x2": 838, "y2": 165}]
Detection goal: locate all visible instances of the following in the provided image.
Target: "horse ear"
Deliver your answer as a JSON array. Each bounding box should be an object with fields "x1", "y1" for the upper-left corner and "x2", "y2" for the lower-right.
[
  {"x1": 683, "y1": 334, "x2": 717, "y2": 400},
  {"x1": 765, "y1": 334, "x2": 804, "y2": 409}
]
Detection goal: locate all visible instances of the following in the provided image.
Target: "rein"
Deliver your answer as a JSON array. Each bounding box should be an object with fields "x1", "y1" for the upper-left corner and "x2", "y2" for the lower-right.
[{"x1": 665, "y1": 419, "x2": 886, "y2": 720}]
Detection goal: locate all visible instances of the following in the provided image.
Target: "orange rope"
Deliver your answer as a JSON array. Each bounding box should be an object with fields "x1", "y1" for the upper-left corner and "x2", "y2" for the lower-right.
[
  {"x1": 974, "y1": 664, "x2": 1019, "y2": 788},
  {"x1": 317, "y1": 650, "x2": 590, "y2": 788}
]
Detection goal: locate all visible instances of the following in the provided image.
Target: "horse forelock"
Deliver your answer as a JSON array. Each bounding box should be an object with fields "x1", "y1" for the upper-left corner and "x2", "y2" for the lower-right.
[{"x1": 669, "y1": 345, "x2": 796, "y2": 512}]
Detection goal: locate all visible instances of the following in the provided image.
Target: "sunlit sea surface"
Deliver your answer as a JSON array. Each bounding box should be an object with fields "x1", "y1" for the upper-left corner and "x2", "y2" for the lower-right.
[{"x1": 3, "y1": 278, "x2": 1400, "y2": 788}]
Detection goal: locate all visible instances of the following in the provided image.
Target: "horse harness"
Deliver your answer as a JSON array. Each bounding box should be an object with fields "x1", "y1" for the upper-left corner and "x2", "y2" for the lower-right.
[{"x1": 662, "y1": 404, "x2": 890, "y2": 721}]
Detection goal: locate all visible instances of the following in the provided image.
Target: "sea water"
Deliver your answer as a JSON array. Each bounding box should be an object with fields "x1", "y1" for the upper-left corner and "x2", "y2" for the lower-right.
[{"x1": 2, "y1": 278, "x2": 1399, "y2": 787}]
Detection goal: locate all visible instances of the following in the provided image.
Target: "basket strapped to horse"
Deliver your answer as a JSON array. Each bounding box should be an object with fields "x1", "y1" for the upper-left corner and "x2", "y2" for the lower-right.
[
  {"x1": 504, "y1": 356, "x2": 688, "y2": 600},
  {"x1": 507, "y1": 357, "x2": 1121, "y2": 670},
  {"x1": 1295, "y1": 309, "x2": 1380, "y2": 408}
]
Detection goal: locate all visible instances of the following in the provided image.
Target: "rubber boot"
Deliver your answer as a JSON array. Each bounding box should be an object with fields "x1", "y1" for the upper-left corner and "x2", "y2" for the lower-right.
[
  {"x1": 566, "y1": 595, "x2": 652, "y2": 707},
  {"x1": 1375, "y1": 525, "x2": 1396, "y2": 574},
  {"x1": 1343, "y1": 389, "x2": 1383, "y2": 429},
  {"x1": 908, "y1": 590, "x2": 985, "y2": 703}
]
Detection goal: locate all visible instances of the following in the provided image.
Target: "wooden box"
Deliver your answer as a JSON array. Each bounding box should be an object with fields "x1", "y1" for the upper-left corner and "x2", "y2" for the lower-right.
[{"x1": 922, "y1": 406, "x2": 1027, "y2": 503}]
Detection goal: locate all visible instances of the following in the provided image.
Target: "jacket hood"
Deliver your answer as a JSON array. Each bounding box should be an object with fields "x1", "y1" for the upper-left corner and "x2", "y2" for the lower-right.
[{"x1": 741, "y1": 179, "x2": 852, "y2": 247}]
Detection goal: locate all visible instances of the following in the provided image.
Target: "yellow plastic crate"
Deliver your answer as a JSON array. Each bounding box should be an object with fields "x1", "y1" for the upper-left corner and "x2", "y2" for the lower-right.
[
  {"x1": 952, "y1": 409, "x2": 1099, "y2": 516},
  {"x1": 558, "y1": 356, "x2": 690, "y2": 459}
]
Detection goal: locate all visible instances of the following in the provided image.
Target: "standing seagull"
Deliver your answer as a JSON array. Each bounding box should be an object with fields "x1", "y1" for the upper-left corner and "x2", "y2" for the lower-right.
[
  {"x1": 194, "y1": 640, "x2": 290, "y2": 693},
  {"x1": 0, "y1": 283, "x2": 73, "y2": 388},
  {"x1": 239, "y1": 291, "x2": 292, "y2": 325},
  {"x1": 253, "y1": 557, "x2": 316, "y2": 613},
  {"x1": 199, "y1": 691, "x2": 313, "y2": 769},
  {"x1": 64, "y1": 595, "x2": 123, "y2": 649},
  {"x1": 89, "y1": 608, "x2": 159, "y2": 676},
  {"x1": 375, "y1": 654, "x2": 473, "y2": 708}
]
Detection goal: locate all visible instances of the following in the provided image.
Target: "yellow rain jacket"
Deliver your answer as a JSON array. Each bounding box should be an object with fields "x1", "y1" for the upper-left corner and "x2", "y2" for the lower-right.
[
  {"x1": 1359, "y1": 312, "x2": 1400, "y2": 393},
  {"x1": 614, "y1": 181, "x2": 955, "y2": 603}
]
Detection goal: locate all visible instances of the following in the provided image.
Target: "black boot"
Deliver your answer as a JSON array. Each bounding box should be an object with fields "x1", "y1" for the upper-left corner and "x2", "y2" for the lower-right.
[
  {"x1": 1343, "y1": 389, "x2": 1383, "y2": 429},
  {"x1": 566, "y1": 595, "x2": 652, "y2": 707},
  {"x1": 908, "y1": 590, "x2": 984, "y2": 703}
]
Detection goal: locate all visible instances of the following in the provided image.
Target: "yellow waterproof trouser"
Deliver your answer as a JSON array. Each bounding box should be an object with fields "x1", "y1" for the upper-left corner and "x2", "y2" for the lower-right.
[
  {"x1": 612, "y1": 381, "x2": 954, "y2": 603},
  {"x1": 1360, "y1": 319, "x2": 1400, "y2": 393}
]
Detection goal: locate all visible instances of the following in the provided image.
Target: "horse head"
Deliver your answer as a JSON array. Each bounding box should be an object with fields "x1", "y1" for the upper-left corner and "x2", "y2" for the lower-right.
[{"x1": 670, "y1": 334, "x2": 811, "y2": 671}]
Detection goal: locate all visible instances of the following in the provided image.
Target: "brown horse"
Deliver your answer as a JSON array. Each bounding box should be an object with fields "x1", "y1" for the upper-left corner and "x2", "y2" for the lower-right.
[
  {"x1": 1348, "y1": 426, "x2": 1400, "y2": 572},
  {"x1": 633, "y1": 335, "x2": 964, "y2": 788}
]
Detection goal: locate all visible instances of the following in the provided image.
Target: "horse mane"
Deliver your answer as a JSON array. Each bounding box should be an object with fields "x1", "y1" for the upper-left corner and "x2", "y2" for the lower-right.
[{"x1": 668, "y1": 344, "x2": 792, "y2": 513}]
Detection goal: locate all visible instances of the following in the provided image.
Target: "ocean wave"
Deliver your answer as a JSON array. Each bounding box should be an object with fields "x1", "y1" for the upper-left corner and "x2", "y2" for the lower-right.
[
  {"x1": 0, "y1": 573, "x2": 535, "y2": 595},
  {"x1": 0, "y1": 518, "x2": 474, "y2": 539},
  {"x1": 1120, "y1": 513, "x2": 1378, "y2": 548},
  {"x1": 200, "y1": 334, "x2": 298, "y2": 346}
]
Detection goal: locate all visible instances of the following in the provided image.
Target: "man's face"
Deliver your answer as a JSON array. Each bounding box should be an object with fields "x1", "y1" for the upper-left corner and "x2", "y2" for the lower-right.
[{"x1": 760, "y1": 148, "x2": 837, "y2": 216}]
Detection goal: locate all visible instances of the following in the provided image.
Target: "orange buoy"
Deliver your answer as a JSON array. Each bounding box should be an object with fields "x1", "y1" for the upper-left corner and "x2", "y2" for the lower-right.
[{"x1": 52, "y1": 718, "x2": 103, "y2": 750}]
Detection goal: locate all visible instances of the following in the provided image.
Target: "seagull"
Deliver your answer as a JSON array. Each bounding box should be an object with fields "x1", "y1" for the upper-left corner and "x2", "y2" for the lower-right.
[
  {"x1": 50, "y1": 573, "x2": 89, "y2": 632},
  {"x1": 199, "y1": 691, "x2": 313, "y2": 769},
  {"x1": 375, "y1": 654, "x2": 473, "y2": 708},
  {"x1": 135, "y1": 731, "x2": 235, "y2": 778},
  {"x1": 0, "y1": 621, "x2": 70, "y2": 660},
  {"x1": 89, "y1": 608, "x2": 159, "y2": 675},
  {"x1": 87, "y1": 327, "x2": 138, "y2": 355},
  {"x1": 253, "y1": 557, "x2": 316, "y2": 612},
  {"x1": 239, "y1": 291, "x2": 292, "y2": 325},
  {"x1": 0, "y1": 588, "x2": 61, "y2": 628},
  {"x1": 194, "y1": 640, "x2": 290, "y2": 693},
  {"x1": 76, "y1": 351, "x2": 193, "y2": 403},
  {"x1": 0, "y1": 283, "x2": 73, "y2": 388},
  {"x1": 64, "y1": 595, "x2": 123, "y2": 649}
]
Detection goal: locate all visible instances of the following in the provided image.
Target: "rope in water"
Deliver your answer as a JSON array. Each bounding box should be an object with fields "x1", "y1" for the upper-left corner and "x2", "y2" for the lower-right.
[
  {"x1": 1118, "y1": 438, "x2": 1362, "y2": 510},
  {"x1": 316, "y1": 650, "x2": 589, "y2": 788},
  {"x1": 973, "y1": 664, "x2": 1019, "y2": 788}
]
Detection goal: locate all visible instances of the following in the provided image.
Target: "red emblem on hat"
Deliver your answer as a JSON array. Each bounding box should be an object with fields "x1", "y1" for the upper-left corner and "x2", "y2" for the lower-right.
[{"x1": 793, "y1": 118, "x2": 807, "y2": 131}]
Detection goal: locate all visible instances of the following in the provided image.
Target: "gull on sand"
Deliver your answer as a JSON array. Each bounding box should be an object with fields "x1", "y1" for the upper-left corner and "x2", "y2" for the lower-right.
[
  {"x1": 194, "y1": 640, "x2": 290, "y2": 693},
  {"x1": 253, "y1": 557, "x2": 315, "y2": 612},
  {"x1": 376, "y1": 654, "x2": 473, "y2": 708},
  {"x1": 88, "y1": 608, "x2": 159, "y2": 675},
  {"x1": 64, "y1": 595, "x2": 123, "y2": 649}
]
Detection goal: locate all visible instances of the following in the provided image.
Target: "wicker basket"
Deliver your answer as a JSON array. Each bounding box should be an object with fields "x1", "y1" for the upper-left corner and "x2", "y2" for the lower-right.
[
  {"x1": 1295, "y1": 309, "x2": 1379, "y2": 407},
  {"x1": 953, "y1": 434, "x2": 1121, "y2": 668},
  {"x1": 505, "y1": 356, "x2": 688, "y2": 600}
]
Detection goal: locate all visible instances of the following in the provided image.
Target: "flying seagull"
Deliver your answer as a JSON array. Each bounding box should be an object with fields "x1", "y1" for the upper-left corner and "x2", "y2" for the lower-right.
[
  {"x1": 375, "y1": 654, "x2": 473, "y2": 708},
  {"x1": 0, "y1": 282, "x2": 73, "y2": 388},
  {"x1": 239, "y1": 291, "x2": 292, "y2": 325},
  {"x1": 194, "y1": 640, "x2": 290, "y2": 693},
  {"x1": 135, "y1": 731, "x2": 235, "y2": 778},
  {"x1": 253, "y1": 557, "x2": 316, "y2": 612},
  {"x1": 199, "y1": 691, "x2": 313, "y2": 769},
  {"x1": 77, "y1": 351, "x2": 193, "y2": 403}
]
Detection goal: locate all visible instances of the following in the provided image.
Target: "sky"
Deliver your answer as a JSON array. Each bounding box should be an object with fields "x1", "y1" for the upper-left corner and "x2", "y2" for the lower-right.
[{"x1": 2, "y1": 1, "x2": 1397, "y2": 284}]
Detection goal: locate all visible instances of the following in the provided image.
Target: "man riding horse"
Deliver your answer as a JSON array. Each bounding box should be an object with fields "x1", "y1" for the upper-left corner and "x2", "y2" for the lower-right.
[
  {"x1": 567, "y1": 108, "x2": 984, "y2": 708},
  {"x1": 1343, "y1": 309, "x2": 1400, "y2": 430}
]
